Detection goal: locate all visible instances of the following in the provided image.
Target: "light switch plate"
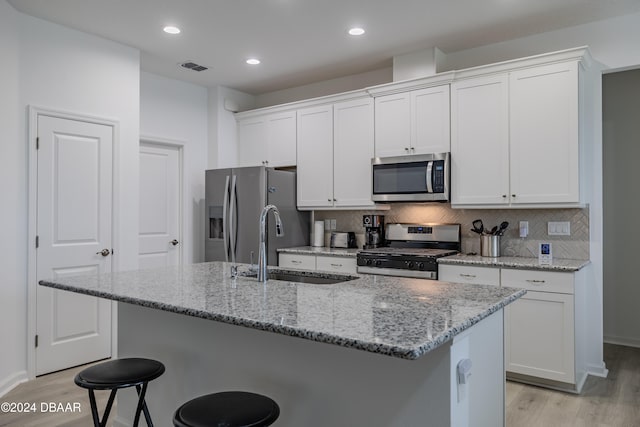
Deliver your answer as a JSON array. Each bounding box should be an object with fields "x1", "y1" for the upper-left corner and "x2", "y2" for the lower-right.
[
  {"x1": 519, "y1": 221, "x2": 529, "y2": 238},
  {"x1": 330, "y1": 219, "x2": 337, "y2": 230},
  {"x1": 548, "y1": 221, "x2": 570, "y2": 236}
]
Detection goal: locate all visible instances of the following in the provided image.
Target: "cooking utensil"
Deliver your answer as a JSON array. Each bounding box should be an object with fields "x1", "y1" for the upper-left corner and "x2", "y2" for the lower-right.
[
  {"x1": 472, "y1": 219, "x2": 484, "y2": 234},
  {"x1": 489, "y1": 226, "x2": 498, "y2": 235},
  {"x1": 496, "y1": 221, "x2": 509, "y2": 236}
]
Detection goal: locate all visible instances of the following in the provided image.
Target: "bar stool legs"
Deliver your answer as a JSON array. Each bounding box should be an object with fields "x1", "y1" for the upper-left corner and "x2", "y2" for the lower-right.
[{"x1": 74, "y1": 358, "x2": 165, "y2": 427}]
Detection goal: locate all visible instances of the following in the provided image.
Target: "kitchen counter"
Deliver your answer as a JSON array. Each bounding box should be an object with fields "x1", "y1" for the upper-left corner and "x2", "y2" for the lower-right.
[
  {"x1": 40, "y1": 261, "x2": 523, "y2": 360},
  {"x1": 439, "y1": 254, "x2": 590, "y2": 272},
  {"x1": 277, "y1": 245, "x2": 360, "y2": 257},
  {"x1": 40, "y1": 262, "x2": 523, "y2": 426}
]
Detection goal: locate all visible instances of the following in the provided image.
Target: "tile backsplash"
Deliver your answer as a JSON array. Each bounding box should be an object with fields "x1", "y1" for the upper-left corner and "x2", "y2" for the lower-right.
[{"x1": 314, "y1": 204, "x2": 589, "y2": 260}]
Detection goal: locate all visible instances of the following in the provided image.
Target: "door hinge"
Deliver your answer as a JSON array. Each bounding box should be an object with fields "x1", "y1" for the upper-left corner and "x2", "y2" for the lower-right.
[
  {"x1": 35, "y1": 235, "x2": 39, "y2": 248},
  {"x1": 36, "y1": 137, "x2": 39, "y2": 150},
  {"x1": 35, "y1": 335, "x2": 39, "y2": 348}
]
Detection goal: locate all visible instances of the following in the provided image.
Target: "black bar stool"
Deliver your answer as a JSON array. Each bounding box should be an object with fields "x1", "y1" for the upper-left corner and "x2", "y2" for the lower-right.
[
  {"x1": 74, "y1": 358, "x2": 165, "y2": 427},
  {"x1": 173, "y1": 391, "x2": 280, "y2": 427}
]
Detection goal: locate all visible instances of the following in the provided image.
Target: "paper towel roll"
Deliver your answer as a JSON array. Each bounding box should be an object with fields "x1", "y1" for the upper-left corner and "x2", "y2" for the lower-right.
[{"x1": 313, "y1": 221, "x2": 324, "y2": 247}]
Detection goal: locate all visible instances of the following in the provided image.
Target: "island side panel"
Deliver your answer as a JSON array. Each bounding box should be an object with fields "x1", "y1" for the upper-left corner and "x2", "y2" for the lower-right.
[
  {"x1": 113, "y1": 302, "x2": 453, "y2": 427},
  {"x1": 450, "y1": 309, "x2": 505, "y2": 427}
]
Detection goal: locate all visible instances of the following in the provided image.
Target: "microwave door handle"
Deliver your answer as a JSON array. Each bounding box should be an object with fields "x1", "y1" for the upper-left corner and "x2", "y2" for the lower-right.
[{"x1": 426, "y1": 161, "x2": 434, "y2": 193}]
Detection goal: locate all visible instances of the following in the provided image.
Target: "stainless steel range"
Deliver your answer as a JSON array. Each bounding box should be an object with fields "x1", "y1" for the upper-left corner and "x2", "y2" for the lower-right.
[{"x1": 357, "y1": 223, "x2": 461, "y2": 279}]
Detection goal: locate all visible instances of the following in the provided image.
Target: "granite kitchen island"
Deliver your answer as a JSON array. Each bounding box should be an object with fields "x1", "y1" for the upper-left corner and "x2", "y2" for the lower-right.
[{"x1": 41, "y1": 262, "x2": 524, "y2": 427}]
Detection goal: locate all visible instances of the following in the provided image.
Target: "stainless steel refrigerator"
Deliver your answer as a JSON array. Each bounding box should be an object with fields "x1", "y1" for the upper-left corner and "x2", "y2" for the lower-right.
[{"x1": 205, "y1": 166, "x2": 309, "y2": 265}]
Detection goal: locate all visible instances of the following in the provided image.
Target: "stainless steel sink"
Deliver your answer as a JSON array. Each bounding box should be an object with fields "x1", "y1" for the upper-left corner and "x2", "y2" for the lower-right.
[{"x1": 240, "y1": 269, "x2": 357, "y2": 284}]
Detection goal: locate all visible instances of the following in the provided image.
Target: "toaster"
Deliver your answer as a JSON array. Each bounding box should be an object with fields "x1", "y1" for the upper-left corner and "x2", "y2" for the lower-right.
[{"x1": 330, "y1": 231, "x2": 357, "y2": 248}]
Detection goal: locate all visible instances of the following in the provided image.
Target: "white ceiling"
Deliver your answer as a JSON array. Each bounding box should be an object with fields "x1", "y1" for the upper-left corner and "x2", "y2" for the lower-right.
[{"x1": 8, "y1": 0, "x2": 640, "y2": 94}]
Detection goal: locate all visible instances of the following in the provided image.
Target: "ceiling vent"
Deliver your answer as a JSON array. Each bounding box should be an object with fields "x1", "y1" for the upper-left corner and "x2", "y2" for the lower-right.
[{"x1": 180, "y1": 61, "x2": 209, "y2": 72}]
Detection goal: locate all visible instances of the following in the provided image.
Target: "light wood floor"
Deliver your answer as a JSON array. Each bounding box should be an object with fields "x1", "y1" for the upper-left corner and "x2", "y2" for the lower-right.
[{"x1": 1, "y1": 344, "x2": 638, "y2": 426}]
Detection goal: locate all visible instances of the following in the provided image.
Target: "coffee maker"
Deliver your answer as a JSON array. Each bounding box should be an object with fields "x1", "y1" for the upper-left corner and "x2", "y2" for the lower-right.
[{"x1": 363, "y1": 215, "x2": 385, "y2": 249}]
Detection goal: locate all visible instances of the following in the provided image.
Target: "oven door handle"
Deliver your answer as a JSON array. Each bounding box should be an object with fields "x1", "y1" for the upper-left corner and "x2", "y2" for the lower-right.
[{"x1": 426, "y1": 161, "x2": 433, "y2": 193}]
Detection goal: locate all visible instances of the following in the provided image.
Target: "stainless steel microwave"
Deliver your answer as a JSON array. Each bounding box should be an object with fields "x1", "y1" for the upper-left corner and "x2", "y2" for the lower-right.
[{"x1": 371, "y1": 152, "x2": 450, "y2": 202}]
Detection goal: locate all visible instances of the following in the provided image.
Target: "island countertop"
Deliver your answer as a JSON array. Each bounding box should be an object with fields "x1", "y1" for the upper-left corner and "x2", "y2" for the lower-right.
[{"x1": 40, "y1": 261, "x2": 524, "y2": 360}]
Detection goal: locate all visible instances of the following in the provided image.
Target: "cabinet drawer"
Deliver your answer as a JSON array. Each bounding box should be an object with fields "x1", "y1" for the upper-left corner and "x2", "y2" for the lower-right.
[
  {"x1": 501, "y1": 269, "x2": 574, "y2": 294},
  {"x1": 279, "y1": 254, "x2": 316, "y2": 270},
  {"x1": 316, "y1": 256, "x2": 357, "y2": 274},
  {"x1": 438, "y1": 265, "x2": 500, "y2": 286}
]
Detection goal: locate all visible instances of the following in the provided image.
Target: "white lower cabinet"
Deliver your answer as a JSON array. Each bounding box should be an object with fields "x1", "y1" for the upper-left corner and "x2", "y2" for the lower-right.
[
  {"x1": 438, "y1": 264, "x2": 586, "y2": 392},
  {"x1": 279, "y1": 253, "x2": 357, "y2": 274}
]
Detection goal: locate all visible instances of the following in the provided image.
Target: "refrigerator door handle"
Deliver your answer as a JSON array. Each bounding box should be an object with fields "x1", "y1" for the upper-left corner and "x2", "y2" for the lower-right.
[
  {"x1": 229, "y1": 174, "x2": 238, "y2": 263},
  {"x1": 222, "y1": 175, "x2": 230, "y2": 262}
]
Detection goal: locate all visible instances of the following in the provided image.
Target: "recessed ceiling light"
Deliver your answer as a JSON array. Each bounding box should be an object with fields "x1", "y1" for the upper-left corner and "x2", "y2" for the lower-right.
[
  {"x1": 246, "y1": 58, "x2": 261, "y2": 65},
  {"x1": 348, "y1": 27, "x2": 365, "y2": 36},
  {"x1": 163, "y1": 26, "x2": 181, "y2": 35}
]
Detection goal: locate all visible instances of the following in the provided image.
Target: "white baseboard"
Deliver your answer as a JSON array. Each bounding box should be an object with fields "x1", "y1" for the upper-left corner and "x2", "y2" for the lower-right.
[
  {"x1": 604, "y1": 335, "x2": 640, "y2": 349},
  {"x1": 0, "y1": 370, "x2": 28, "y2": 398},
  {"x1": 587, "y1": 361, "x2": 609, "y2": 378}
]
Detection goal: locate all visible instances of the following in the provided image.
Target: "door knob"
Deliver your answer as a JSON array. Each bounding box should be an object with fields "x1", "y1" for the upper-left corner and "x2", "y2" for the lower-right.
[
  {"x1": 170, "y1": 239, "x2": 179, "y2": 246},
  {"x1": 96, "y1": 249, "x2": 110, "y2": 257}
]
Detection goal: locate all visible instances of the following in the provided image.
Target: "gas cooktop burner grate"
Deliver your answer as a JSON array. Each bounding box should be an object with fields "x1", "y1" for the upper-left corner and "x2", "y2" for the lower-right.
[{"x1": 360, "y1": 247, "x2": 457, "y2": 257}]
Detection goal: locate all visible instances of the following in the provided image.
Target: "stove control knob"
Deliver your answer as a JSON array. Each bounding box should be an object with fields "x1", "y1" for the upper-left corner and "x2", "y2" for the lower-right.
[
  {"x1": 418, "y1": 262, "x2": 425, "y2": 270},
  {"x1": 365, "y1": 259, "x2": 373, "y2": 266},
  {"x1": 406, "y1": 261, "x2": 414, "y2": 269},
  {"x1": 375, "y1": 260, "x2": 382, "y2": 267}
]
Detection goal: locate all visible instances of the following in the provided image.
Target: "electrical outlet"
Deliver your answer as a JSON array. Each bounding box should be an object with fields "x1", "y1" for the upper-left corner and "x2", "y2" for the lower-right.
[
  {"x1": 548, "y1": 221, "x2": 570, "y2": 236},
  {"x1": 324, "y1": 219, "x2": 331, "y2": 230},
  {"x1": 330, "y1": 219, "x2": 337, "y2": 230},
  {"x1": 519, "y1": 221, "x2": 529, "y2": 238}
]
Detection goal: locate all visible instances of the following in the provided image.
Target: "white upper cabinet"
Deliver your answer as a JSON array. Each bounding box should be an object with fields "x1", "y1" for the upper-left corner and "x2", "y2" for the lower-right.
[
  {"x1": 451, "y1": 74, "x2": 510, "y2": 205},
  {"x1": 509, "y1": 62, "x2": 579, "y2": 204},
  {"x1": 333, "y1": 97, "x2": 375, "y2": 208},
  {"x1": 296, "y1": 104, "x2": 334, "y2": 208},
  {"x1": 374, "y1": 85, "x2": 450, "y2": 158},
  {"x1": 451, "y1": 56, "x2": 584, "y2": 208},
  {"x1": 237, "y1": 110, "x2": 296, "y2": 168},
  {"x1": 297, "y1": 97, "x2": 376, "y2": 210},
  {"x1": 237, "y1": 117, "x2": 267, "y2": 167}
]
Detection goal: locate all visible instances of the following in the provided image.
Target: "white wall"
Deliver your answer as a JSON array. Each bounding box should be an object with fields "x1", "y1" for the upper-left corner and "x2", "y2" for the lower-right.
[
  {"x1": 602, "y1": 69, "x2": 640, "y2": 347},
  {"x1": 207, "y1": 86, "x2": 255, "y2": 169},
  {"x1": 442, "y1": 12, "x2": 640, "y2": 72},
  {"x1": 140, "y1": 72, "x2": 208, "y2": 264},
  {"x1": 0, "y1": 2, "x2": 141, "y2": 394},
  {"x1": 0, "y1": 0, "x2": 26, "y2": 397}
]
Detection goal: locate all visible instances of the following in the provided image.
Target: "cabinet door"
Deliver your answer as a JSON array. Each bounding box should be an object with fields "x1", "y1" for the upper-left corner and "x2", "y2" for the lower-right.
[
  {"x1": 509, "y1": 62, "x2": 579, "y2": 204},
  {"x1": 237, "y1": 117, "x2": 267, "y2": 167},
  {"x1": 412, "y1": 85, "x2": 451, "y2": 154},
  {"x1": 451, "y1": 75, "x2": 510, "y2": 205},
  {"x1": 374, "y1": 92, "x2": 411, "y2": 157},
  {"x1": 333, "y1": 97, "x2": 375, "y2": 208},
  {"x1": 296, "y1": 105, "x2": 334, "y2": 208},
  {"x1": 279, "y1": 253, "x2": 316, "y2": 270},
  {"x1": 266, "y1": 111, "x2": 297, "y2": 167},
  {"x1": 505, "y1": 291, "x2": 575, "y2": 383}
]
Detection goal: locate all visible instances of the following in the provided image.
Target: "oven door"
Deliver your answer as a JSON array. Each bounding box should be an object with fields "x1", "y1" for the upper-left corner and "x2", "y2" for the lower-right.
[{"x1": 371, "y1": 153, "x2": 450, "y2": 202}]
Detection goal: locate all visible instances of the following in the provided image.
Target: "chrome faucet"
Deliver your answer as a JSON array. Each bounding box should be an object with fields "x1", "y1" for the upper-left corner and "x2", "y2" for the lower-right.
[{"x1": 258, "y1": 204, "x2": 284, "y2": 282}]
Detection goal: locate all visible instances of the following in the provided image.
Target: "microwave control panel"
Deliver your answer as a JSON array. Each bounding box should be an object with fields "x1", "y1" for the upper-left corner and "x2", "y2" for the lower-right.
[{"x1": 432, "y1": 160, "x2": 446, "y2": 193}]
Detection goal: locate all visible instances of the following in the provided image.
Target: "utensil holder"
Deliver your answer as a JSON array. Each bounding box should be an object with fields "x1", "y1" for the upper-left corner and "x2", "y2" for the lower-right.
[{"x1": 480, "y1": 235, "x2": 501, "y2": 257}]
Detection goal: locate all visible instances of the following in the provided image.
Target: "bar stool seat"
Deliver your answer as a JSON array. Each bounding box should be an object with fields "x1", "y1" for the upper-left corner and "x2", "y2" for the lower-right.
[
  {"x1": 173, "y1": 391, "x2": 280, "y2": 427},
  {"x1": 75, "y1": 358, "x2": 165, "y2": 427}
]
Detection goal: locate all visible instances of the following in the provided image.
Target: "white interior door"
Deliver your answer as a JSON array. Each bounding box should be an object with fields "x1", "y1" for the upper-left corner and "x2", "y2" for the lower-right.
[
  {"x1": 138, "y1": 142, "x2": 182, "y2": 269},
  {"x1": 36, "y1": 115, "x2": 113, "y2": 376}
]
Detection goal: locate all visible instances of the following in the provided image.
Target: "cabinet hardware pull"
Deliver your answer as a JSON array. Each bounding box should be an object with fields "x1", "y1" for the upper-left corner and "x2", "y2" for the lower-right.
[
  {"x1": 170, "y1": 239, "x2": 179, "y2": 246},
  {"x1": 526, "y1": 279, "x2": 546, "y2": 284},
  {"x1": 512, "y1": 194, "x2": 516, "y2": 197},
  {"x1": 96, "y1": 249, "x2": 110, "y2": 257},
  {"x1": 333, "y1": 198, "x2": 337, "y2": 202},
  {"x1": 404, "y1": 147, "x2": 409, "y2": 151},
  {"x1": 291, "y1": 260, "x2": 301, "y2": 264},
  {"x1": 330, "y1": 263, "x2": 343, "y2": 267},
  {"x1": 328, "y1": 199, "x2": 332, "y2": 202},
  {"x1": 502, "y1": 195, "x2": 507, "y2": 198},
  {"x1": 460, "y1": 274, "x2": 476, "y2": 278}
]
